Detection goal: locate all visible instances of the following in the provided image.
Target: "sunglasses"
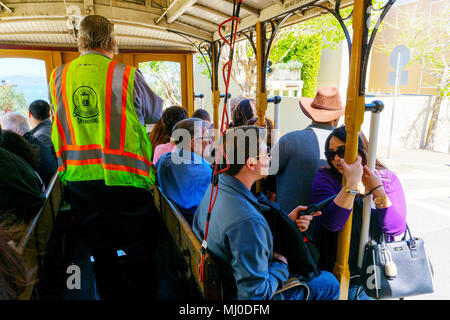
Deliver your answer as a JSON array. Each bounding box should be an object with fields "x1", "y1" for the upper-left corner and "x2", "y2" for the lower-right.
[{"x1": 326, "y1": 145, "x2": 345, "y2": 159}]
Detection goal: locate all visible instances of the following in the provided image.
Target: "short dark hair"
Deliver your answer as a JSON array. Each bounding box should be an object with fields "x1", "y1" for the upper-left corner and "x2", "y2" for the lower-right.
[
  {"x1": 192, "y1": 109, "x2": 211, "y2": 122},
  {"x1": 161, "y1": 106, "x2": 188, "y2": 135},
  {"x1": 221, "y1": 125, "x2": 267, "y2": 177},
  {"x1": 29, "y1": 100, "x2": 50, "y2": 121}
]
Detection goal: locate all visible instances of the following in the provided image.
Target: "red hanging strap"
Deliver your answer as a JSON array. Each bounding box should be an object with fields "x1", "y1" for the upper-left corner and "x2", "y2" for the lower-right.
[{"x1": 198, "y1": 0, "x2": 243, "y2": 283}]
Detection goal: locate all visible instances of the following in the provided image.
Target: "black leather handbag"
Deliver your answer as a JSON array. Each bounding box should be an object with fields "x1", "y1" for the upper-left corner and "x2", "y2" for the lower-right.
[
  {"x1": 360, "y1": 225, "x2": 434, "y2": 299},
  {"x1": 256, "y1": 193, "x2": 320, "y2": 280}
]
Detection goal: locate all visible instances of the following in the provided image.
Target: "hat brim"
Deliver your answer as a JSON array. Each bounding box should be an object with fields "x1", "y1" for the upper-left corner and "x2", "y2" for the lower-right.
[{"x1": 299, "y1": 98, "x2": 345, "y2": 122}]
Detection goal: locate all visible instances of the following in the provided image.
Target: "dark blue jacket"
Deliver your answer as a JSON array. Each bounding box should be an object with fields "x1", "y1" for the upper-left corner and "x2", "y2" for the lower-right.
[{"x1": 192, "y1": 174, "x2": 289, "y2": 300}]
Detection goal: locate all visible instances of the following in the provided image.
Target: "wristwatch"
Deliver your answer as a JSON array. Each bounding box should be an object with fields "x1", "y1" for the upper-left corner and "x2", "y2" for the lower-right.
[{"x1": 373, "y1": 194, "x2": 392, "y2": 208}]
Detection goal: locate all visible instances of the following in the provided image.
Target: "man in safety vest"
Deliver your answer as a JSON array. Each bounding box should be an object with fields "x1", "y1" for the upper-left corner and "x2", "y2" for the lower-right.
[{"x1": 48, "y1": 15, "x2": 163, "y2": 299}]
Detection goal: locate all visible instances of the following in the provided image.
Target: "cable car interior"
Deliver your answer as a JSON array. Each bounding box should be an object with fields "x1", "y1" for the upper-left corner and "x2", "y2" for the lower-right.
[{"x1": 0, "y1": 0, "x2": 417, "y2": 301}]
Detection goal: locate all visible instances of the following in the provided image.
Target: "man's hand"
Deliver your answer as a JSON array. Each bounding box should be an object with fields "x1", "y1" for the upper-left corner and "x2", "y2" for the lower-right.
[{"x1": 288, "y1": 205, "x2": 322, "y2": 232}]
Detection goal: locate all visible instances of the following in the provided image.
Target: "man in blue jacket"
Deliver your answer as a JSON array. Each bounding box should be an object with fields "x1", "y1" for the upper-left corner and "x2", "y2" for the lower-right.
[
  {"x1": 193, "y1": 126, "x2": 340, "y2": 300},
  {"x1": 157, "y1": 118, "x2": 213, "y2": 225}
]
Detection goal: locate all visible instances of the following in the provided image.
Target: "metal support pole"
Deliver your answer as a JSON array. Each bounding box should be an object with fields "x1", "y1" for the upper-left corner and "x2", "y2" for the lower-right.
[
  {"x1": 194, "y1": 93, "x2": 205, "y2": 109},
  {"x1": 267, "y1": 95, "x2": 282, "y2": 144},
  {"x1": 357, "y1": 100, "x2": 384, "y2": 269}
]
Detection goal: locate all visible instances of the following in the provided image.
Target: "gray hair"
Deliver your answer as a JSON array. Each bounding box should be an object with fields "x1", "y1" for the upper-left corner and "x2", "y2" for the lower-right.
[
  {"x1": 171, "y1": 118, "x2": 207, "y2": 144},
  {"x1": 0, "y1": 112, "x2": 30, "y2": 135},
  {"x1": 77, "y1": 15, "x2": 118, "y2": 54}
]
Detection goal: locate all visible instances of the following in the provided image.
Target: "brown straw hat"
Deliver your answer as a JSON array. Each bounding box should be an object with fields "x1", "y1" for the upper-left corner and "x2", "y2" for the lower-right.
[{"x1": 299, "y1": 87, "x2": 345, "y2": 122}]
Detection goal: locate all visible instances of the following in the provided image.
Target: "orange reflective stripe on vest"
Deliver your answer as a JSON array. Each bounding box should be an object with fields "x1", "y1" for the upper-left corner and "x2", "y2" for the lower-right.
[
  {"x1": 56, "y1": 147, "x2": 151, "y2": 177},
  {"x1": 120, "y1": 66, "x2": 132, "y2": 150},
  {"x1": 53, "y1": 65, "x2": 72, "y2": 145}
]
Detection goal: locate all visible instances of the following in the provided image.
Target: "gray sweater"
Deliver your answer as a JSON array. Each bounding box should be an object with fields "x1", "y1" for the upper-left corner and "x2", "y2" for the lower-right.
[{"x1": 271, "y1": 123, "x2": 335, "y2": 213}]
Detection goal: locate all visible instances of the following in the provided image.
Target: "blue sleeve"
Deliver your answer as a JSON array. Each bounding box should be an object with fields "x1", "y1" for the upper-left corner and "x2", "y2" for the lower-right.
[
  {"x1": 225, "y1": 218, "x2": 289, "y2": 300},
  {"x1": 133, "y1": 69, "x2": 163, "y2": 125}
]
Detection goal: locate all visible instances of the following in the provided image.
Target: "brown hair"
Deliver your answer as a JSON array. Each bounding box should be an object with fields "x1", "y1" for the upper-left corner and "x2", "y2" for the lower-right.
[
  {"x1": 245, "y1": 117, "x2": 274, "y2": 148},
  {"x1": 231, "y1": 99, "x2": 256, "y2": 128},
  {"x1": 148, "y1": 120, "x2": 168, "y2": 158},
  {"x1": 0, "y1": 221, "x2": 29, "y2": 300}
]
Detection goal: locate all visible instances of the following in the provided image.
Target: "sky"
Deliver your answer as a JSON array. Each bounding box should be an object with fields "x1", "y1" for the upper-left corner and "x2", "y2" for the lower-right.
[{"x1": 0, "y1": 58, "x2": 46, "y2": 78}]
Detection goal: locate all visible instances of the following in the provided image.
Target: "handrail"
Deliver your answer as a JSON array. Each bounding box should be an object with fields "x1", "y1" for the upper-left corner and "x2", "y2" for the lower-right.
[{"x1": 267, "y1": 95, "x2": 282, "y2": 144}]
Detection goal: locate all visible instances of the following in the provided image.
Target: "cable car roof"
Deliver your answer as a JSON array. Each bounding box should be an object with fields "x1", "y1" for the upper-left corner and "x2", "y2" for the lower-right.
[{"x1": 0, "y1": 0, "x2": 353, "y2": 52}]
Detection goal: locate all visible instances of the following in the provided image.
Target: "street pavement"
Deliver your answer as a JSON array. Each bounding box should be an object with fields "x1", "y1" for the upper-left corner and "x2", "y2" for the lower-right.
[{"x1": 377, "y1": 146, "x2": 450, "y2": 300}]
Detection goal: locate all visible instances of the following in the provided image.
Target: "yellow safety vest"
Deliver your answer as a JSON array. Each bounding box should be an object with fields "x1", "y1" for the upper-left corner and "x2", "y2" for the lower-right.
[{"x1": 49, "y1": 53, "x2": 155, "y2": 189}]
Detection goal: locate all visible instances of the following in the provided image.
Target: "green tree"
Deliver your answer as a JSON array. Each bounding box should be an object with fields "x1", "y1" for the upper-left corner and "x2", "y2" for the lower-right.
[
  {"x1": 269, "y1": 32, "x2": 323, "y2": 97},
  {"x1": 139, "y1": 61, "x2": 182, "y2": 106},
  {"x1": 0, "y1": 81, "x2": 26, "y2": 113},
  {"x1": 375, "y1": 2, "x2": 449, "y2": 150}
]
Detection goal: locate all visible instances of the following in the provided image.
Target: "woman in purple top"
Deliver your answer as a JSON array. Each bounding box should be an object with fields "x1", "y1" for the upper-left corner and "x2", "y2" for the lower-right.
[{"x1": 311, "y1": 126, "x2": 407, "y2": 300}]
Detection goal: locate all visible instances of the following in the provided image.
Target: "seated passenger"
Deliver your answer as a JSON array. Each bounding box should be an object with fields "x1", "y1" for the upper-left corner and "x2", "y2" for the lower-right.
[
  {"x1": 229, "y1": 99, "x2": 255, "y2": 128},
  {"x1": 0, "y1": 112, "x2": 57, "y2": 187},
  {"x1": 153, "y1": 106, "x2": 188, "y2": 164},
  {"x1": 0, "y1": 124, "x2": 45, "y2": 223},
  {"x1": 148, "y1": 119, "x2": 167, "y2": 158},
  {"x1": 28, "y1": 99, "x2": 54, "y2": 154},
  {"x1": 245, "y1": 117, "x2": 276, "y2": 201},
  {"x1": 311, "y1": 125, "x2": 407, "y2": 300},
  {"x1": 192, "y1": 126, "x2": 340, "y2": 300},
  {"x1": 270, "y1": 87, "x2": 344, "y2": 239},
  {"x1": 156, "y1": 118, "x2": 213, "y2": 225}
]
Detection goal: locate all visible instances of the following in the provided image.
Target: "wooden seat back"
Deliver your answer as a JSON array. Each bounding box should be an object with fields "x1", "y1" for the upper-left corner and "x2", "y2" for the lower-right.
[{"x1": 152, "y1": 185, "x2": 223, "y2": 300}]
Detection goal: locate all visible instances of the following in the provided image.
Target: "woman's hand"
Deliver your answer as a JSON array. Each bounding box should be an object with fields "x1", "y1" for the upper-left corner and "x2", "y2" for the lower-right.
[
  {"x1": 341, "y1": 156, "x2": 363, "y2": 189},
  {"x1": 362, "y1": 165, "x2": 382, "y2": 191},
  {"x1": 288, "y1": 205, "x2": 321, "y2": 232}
]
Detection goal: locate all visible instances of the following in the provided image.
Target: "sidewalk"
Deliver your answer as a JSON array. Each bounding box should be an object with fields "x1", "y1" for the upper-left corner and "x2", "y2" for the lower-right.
[{"x1": 376, "y1": 146, "x2": 450, "y2": 300}]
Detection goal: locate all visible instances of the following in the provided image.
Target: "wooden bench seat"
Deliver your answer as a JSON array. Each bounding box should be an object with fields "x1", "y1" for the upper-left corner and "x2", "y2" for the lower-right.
[{"x1": 152, "y1": 185, "x2": 223, "y2": 300}]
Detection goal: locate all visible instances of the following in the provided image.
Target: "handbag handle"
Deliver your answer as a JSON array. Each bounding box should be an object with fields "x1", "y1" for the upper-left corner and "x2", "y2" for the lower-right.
[{"x1": 379, "y1": 224, "x2": 416, "y2": 249}]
